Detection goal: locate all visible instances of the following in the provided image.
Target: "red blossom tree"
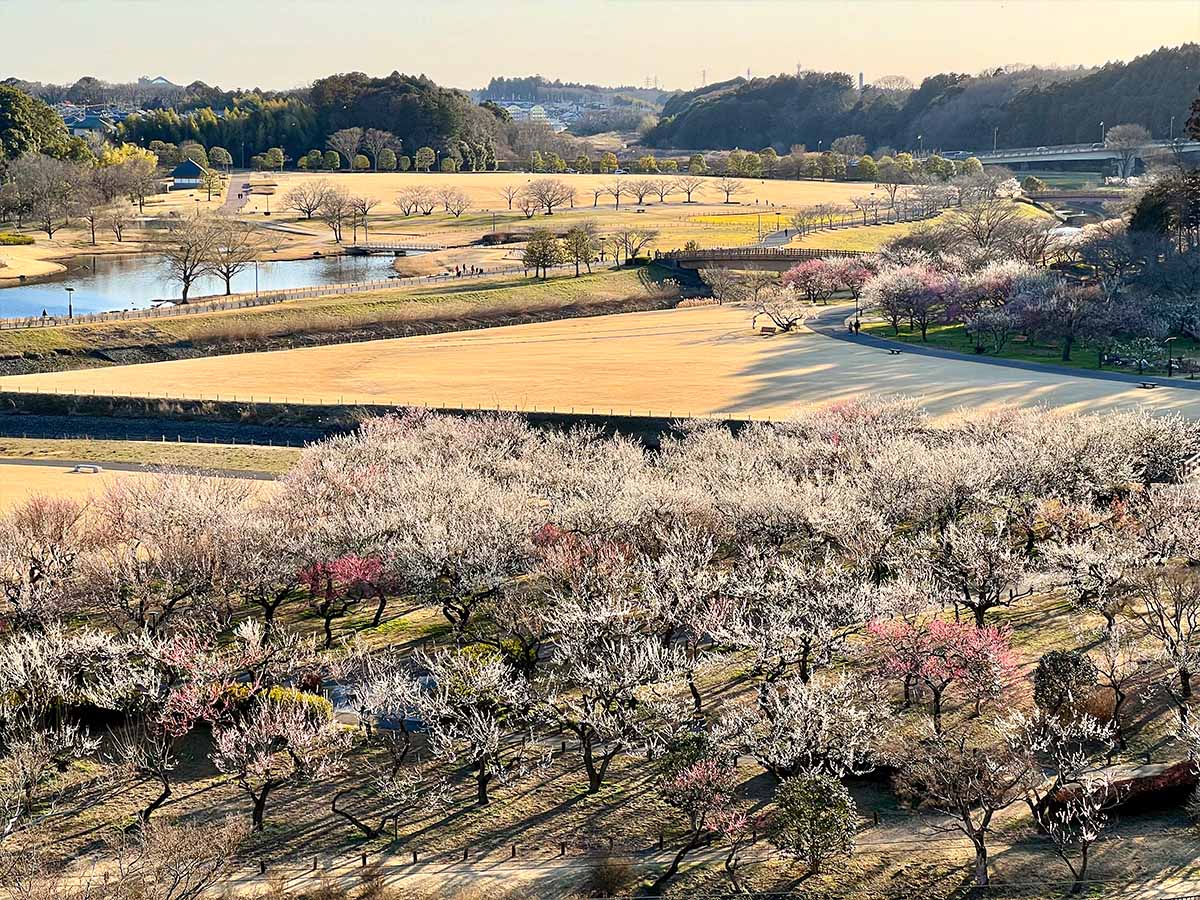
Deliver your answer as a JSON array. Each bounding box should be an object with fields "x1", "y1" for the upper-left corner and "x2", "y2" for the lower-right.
[
  {"x1": 300, "y1": 555, "x2": 384, "y2": 648},
  {"x1": 869, "y1": 619, "x2": 1017, "y2": 732}
]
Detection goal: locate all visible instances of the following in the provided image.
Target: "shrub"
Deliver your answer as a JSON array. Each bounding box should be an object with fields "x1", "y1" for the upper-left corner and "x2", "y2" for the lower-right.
[
  {"x1": 1033, "y1": 650, "x2": 1098, "y2": 715},
  {"x1": 0, "y1": 233, "x2": 34, "y2": 246},
  {"x1": 582, "y1": 857, "x2": 633, "y2": 897},
  {"x1": 220, "y1": 684, "x2": 334, "y2": 722}
]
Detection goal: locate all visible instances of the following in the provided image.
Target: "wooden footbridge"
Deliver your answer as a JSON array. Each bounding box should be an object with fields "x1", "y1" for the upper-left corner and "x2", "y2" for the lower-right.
[{"x1": 344, "y1": 242, "x2": 443, "y2": 255}]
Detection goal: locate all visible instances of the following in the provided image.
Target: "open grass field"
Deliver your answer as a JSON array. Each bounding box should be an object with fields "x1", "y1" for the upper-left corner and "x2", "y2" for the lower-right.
[
  {"x1": 0, "y1": 437, "x2": 299, "y2": 473},
  {"x1": 0, "y1": 461, "x2": 170, "y2": 509},
  {"x1": 244, "y1": 171, "x2": 872, "y2": 251},
  {"x1": 6, "y1": 303, "x2": 1200, "y2": 421},
  {"x1": 0, "y1": 268, "x2": 672, "y2": 360}
]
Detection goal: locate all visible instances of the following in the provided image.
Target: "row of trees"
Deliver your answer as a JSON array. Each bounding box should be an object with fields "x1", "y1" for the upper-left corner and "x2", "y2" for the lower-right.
[{"x1": 4, "y1": 402, "x2": 1200, "y2": 893}]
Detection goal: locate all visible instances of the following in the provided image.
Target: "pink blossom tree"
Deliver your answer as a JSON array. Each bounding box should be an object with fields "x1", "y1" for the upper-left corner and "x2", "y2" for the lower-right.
[
  {"x1": 782, "y1": 259, "x2": 838, "y2": 305},
  {"x1": 869, "y1": 619, "x2": 1017, "y2": 732}
]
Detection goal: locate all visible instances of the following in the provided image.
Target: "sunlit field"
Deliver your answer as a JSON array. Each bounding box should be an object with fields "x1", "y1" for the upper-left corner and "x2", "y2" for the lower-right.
[{"x1": 5, "y1": 304, "x2": 1199, "y2": 421}]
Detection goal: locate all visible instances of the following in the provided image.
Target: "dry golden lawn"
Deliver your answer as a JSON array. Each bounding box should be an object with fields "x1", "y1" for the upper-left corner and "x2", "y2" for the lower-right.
[
  {"x1": 0, "y1": 462, "x2": 162, "y2": 509},
  {"x1": 6, "y1": 303, "x2": 1200, "y2": 421},
  {"x1": 254, "y1": 171, "x2": 872, "y2": 251}
]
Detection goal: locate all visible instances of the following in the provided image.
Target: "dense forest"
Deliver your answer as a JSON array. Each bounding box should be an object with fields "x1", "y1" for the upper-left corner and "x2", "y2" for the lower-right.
[
  {"x1": 644, "y1": 44, "x2": 1198, "y2": 152},
  {"x1": 113, "y1": 72, "x2": 504, "y2": 169}
]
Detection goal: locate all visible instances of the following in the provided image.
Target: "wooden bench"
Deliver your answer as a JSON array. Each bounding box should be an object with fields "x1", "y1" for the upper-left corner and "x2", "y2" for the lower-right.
[
  {"x1": 1139, "y1": 382, "x2": 1158, "y2": 390},
  {"x1": 759, "y1": 326, "x2": 777, "y2": 336},
  {"x1": 887, "y1": 348, "x2": 903, "y2": 355}
]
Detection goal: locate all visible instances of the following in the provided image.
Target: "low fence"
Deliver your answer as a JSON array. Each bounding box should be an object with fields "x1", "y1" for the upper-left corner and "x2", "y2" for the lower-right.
[
  {"x1": 0, "y1": 261, "x2": 576, "y2": 332},
  {"x1": 663, "y1": 246, "x2": 867, "y2": 262}
]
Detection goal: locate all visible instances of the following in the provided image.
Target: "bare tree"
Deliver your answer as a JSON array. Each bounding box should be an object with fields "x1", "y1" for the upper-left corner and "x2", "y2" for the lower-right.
[
  {"x1": 626, "y1": 178, "x2": 655, "y2": 206},
  {"x1": 605, "y1": 177, "x2": 626, "y2": 209},
  {"x1": 350, "y1": 194, "x2": 381, "y2": 241},
  {"x1": 109, "y1": 817, "x2": 250, "y2": 899},
  {"x1": 500, "y1": 184, "x2": 522, "y2": 210},
  {"x1": 317, "y1": 187, "x2": 353, "y2": 242},
  {"x1": 517, "y1": 190, "x2": 539, "y2": 219},
  {"x1": 8, "y1": 153, "x2": 79, "y2": 239},
  {"x1": 362, "y1": 128, "x2": 400, "y2": 172},
  {"x1": 1105, "y1": 123, "x2": 1152, "y2": 181},
  {"x1": 676, "y1": 175, "x2": 706, "y2": 203},
  {"x1": 282, "y1": 180, "x2": 331, "y2": 219},
  {"x1": 160, "y1": 215, "x2": 219, "y2": 302},
  {"x1": 436, "y1": 188, "x2": 470, "y2": 218},
  {"x1": 699, "y1": 268, "x2": 746, "y2": 305},
  {"x1": 526, "y1": 178, "x2": 573, "y2": 215},
  {"x1": 714, "y1": 176, "x2": 745, "y2": 204},
  {"x1": 896, "y1": 728, "x2": 1028, "y2": 888},
  {"x1": 612, "y1": 227, "x2": 658, "y2": 264},
  {"x1": 946, "y1": 199, "x2": 1022, "y2": 250},
  {"x1": 851, "y1": 194, "x2": 881, "y2": 225},
  {"x1": 207, "y1": 218, "x2": 261, "y2": 295},
  {"x1": 105, "y1": 205, "x2": 135, "y2": 242},
  {"x1": 326, "y1": 127, "x2": 364, "y2": 172}
]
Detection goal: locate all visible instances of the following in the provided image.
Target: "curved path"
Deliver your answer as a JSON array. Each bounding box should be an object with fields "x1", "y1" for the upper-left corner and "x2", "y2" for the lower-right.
[{"x1": 809, "y1": 304, "x2": 1200, "y2": 393}]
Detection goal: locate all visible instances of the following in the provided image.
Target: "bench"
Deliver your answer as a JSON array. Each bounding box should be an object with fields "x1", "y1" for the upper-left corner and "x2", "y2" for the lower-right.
[
  {"x1": 1139, "y1": 382, "x2": 1158, "y2": 390},
  {"x1": 887, "y1": 348, "x2": 903, "y2": 355},
  {"x1": 70, "y1": 464, "x2": 103, "y2": 474},
  {"x1": 759, "y1": 326, "x2": 777, "y2": 336}
]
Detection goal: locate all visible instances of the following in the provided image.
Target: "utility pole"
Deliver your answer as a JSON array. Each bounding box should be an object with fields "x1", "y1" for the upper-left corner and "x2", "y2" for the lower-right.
[{"x1": 993, "y1": 126, "x2": 998, "y2": 153}]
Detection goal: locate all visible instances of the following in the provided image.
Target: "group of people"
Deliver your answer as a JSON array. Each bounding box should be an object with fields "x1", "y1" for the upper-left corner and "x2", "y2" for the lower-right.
[{"x1": 453, "y1": 264, "x2": 486, "y2": 277}]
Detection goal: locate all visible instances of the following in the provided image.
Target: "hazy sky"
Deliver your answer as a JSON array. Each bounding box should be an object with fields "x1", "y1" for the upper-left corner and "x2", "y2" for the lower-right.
[{"x1": 4, "y1": 0, "x2": 1196, "y2": 91}]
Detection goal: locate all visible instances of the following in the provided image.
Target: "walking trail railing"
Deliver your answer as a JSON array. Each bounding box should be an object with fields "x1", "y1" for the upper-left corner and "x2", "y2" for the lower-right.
[{"x1": 0, "y1": 262, "x2": 575, "y2": 331}]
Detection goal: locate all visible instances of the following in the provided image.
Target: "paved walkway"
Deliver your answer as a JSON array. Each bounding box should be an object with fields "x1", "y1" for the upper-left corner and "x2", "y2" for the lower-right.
[
  {"x1": 811, "y1": 304, "x2": 1200, "y2": 393},
  {"x1": 219, "y1": 171, "x2": 252, "y2": 215}
]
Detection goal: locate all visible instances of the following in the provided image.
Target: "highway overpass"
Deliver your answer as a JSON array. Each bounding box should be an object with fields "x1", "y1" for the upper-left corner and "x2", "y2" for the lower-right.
[{"x1": 968, "y1": 140, "x2": 1200, "y2": 168}]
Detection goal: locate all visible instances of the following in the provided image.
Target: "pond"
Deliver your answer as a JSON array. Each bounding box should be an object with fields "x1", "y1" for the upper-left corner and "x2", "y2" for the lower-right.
[{"x1": 0, "y1": 252, "x2": 408, "y2": 319}]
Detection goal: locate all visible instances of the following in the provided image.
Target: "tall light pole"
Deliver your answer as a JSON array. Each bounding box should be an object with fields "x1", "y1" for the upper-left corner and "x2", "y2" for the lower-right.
[
  {"x1": 1099, "y1": 121, "x2": 1105, "y2": 144},
  {"x1": 64, "y1": 287, "x2": 74, "y2": 320},
  {"x1": 917, "y1": 134, "x2": 923, "y2": 157},
  {"x1": 993, "y1": 126, "x2": 998, "y2": 153},
  {"x1": 1170, "y1": 116, "x2": 1176, "y2": 141},
  {"x1": 1166, "y1": 335, "x2": 1178, "y2": 377}
]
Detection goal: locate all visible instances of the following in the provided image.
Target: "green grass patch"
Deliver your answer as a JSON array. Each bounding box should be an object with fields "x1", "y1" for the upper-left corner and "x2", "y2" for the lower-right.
[
  {"x1": 0, "y1": 436, "x2": 300, "y2": 474},
  {"x1": 862, "y1": 319, "x2": 1200, "y2": 378}
]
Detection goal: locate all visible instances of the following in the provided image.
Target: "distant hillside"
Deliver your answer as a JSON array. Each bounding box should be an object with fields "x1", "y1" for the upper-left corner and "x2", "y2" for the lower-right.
[{"x1": 644, "y1": 44, "x2": 1199, "y2": 152}]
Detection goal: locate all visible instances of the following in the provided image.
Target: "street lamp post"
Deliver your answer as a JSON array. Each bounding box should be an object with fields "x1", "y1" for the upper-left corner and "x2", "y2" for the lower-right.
[
  {"x1": 64, "y1": 287, "x2": 74, "y2": 320},
  {"x1": 1099, "y1": 121, "x2": 1105, "y2": 144},
  {"x1": 1166, "y1": 336, "x2": 1178, "y2": 377},
  {"x1": 1170, "y1": 116, "x2": 1176, "y2": 141},
  {"x1": 917, "y1": 134, "x2": 923, "y2": 157},
  {"x1": 993, "y1": 126, "x2": 998, "y2": 153},
  {"x1": 254, "y1": 260, "x2": 259, "y2": 299}
]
